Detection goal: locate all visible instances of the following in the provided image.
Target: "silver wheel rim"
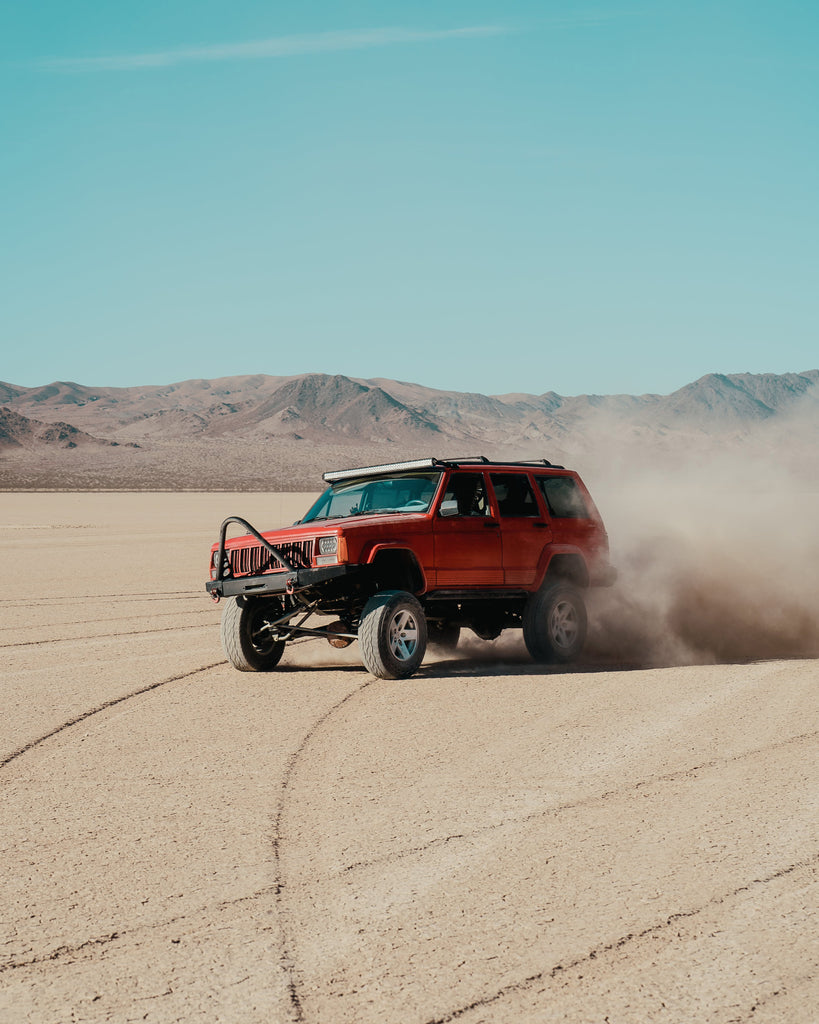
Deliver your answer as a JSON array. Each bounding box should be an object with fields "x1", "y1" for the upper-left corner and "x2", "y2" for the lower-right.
[
  {"x1": 388, "y1": 608, "x2": 419, "y2": 662},
  {"x1": 549, "y1": 599, "x2": 579, "y2": 650}
]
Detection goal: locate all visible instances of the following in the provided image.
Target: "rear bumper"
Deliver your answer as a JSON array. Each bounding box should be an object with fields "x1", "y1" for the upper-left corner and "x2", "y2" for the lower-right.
[{"x1": 206, "y1": 564, "x2": 357, "y2": 599}]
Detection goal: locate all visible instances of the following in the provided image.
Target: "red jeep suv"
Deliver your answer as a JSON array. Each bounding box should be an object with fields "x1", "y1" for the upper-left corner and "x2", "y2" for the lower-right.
[{"x1": 206, "y1": 457, "x2": 615, "y2": 678}]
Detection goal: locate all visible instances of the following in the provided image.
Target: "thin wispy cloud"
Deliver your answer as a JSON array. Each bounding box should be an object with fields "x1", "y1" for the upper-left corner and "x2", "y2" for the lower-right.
[{"x1": 39, "y1": 25, "x2": 507, "y2": 72}]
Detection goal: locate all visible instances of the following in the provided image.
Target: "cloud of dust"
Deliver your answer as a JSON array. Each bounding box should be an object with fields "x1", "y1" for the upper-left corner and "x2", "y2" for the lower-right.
[
  {"x1": 277, "y1": 400, "x2": 819, "y2": 672},
  {"x1": 577, "y1": 405, "x2": 819, "y2": 666}
]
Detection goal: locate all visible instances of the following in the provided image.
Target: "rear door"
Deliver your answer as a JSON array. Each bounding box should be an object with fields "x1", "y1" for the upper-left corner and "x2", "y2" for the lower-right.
[{"x1": 489, "y1": 472, "x2": 552, "y2": 587}]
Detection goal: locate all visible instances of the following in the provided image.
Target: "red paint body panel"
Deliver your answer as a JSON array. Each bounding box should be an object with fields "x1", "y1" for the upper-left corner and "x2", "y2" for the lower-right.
[{"x1": 432, "y1": 514, "x2": 504, "y2": 588}]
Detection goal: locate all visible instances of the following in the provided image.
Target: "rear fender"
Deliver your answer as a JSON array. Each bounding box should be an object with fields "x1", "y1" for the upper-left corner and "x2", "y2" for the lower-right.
[{"x1": 535, "y1": 547, "x2": 589, "y2": 590}]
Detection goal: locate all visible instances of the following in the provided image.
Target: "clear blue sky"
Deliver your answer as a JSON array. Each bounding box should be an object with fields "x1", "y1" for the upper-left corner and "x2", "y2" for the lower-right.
[{"x1": 2, "y1": 1, "x2": 817, "y2": 396}]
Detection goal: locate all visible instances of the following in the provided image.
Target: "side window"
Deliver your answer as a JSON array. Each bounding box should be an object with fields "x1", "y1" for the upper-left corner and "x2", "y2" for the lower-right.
[
  {"x1": 490, "y1": 473, "x2": 538, "y2": 517},
  {"x1": 537, "y1": 475, "x2": 590, "y2": 519},
  {"x1": 441, "y1": 473, "x2": 489, "y2": 516}
]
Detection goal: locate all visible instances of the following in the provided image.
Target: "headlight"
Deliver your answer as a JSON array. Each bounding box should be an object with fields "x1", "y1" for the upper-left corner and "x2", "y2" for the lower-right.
[
  {"x1": 318, "y1": 536, "x2": 338, "y2": 555},
  {"x1": 210, "y1": 550, "x2": 231, "y2": 577}
]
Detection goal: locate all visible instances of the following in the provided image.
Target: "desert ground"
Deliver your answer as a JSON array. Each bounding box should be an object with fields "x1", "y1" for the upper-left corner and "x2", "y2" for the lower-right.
[{"x1": 0, "y1": 492, "x2": 816, "y2": 1024}]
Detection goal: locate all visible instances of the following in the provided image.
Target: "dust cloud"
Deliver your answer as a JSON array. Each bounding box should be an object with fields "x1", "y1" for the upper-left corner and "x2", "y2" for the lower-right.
[{"x1": 579, "y1": 417, "x2": 819, "y2": 666}]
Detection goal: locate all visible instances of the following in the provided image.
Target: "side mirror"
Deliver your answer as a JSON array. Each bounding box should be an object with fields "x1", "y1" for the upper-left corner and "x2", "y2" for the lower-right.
[{"x1": 439, "y1": 499, "x2": 459, "y2": 517}]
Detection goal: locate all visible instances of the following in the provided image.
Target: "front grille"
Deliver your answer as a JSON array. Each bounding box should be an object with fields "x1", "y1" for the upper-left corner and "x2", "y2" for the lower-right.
[{"x1": 228, "y1": 539, "x2": 314, "y2": 576}]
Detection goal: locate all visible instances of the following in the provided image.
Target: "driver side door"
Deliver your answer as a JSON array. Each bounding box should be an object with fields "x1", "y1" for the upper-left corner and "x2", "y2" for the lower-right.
[{"x1": 432, "y1": 472, "x2": 503, "y2": 588}]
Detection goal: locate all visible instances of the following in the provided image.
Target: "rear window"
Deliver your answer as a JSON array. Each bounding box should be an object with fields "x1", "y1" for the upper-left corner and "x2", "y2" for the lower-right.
[{"x1": 537, "y1": 475, "x2": 590, "y2": 519}]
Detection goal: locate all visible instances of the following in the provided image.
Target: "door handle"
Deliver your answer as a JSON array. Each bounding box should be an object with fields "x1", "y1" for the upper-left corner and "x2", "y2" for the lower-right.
[{"x1": 484, "y1": 520, "x2": 499, "y2": 529}]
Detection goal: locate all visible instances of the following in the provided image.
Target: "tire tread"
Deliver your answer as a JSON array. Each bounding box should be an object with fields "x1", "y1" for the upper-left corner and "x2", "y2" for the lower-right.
[
  {"x1": 221, "y1": 597, "x2": 285, "y2": 672},
  {"x1": 359, "y1": 590, "x2": 427, "y2": 679},
  {"x1": 523, "y1": 581, "x2": 587, "y2": 663}
]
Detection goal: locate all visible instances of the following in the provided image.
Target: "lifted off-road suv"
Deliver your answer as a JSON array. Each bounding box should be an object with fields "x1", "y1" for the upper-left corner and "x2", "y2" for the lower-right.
[{"x1": 206, "y1": 457, "x2": 615, "y2": 679}]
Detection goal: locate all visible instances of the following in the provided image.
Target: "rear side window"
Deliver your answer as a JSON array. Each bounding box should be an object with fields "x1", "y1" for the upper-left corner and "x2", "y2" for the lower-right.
[
  {"x1": 537, "y1": 475, "x2": 590, "y2": 519},
  {"x1": 490, "y1": 473, "x2": 539, "y2": 517}
]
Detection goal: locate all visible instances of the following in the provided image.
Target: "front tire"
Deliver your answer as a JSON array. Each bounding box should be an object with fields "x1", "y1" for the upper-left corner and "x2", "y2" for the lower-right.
[
  {"x1": 523, "y1": 582, "x2": 587, "y2": 663},
  {"x1": 221, "y1": 596, "x2": 286, "y2": 672},
  {"x1": 359, "y1": 590, "x2": 427, "y2": 679}
]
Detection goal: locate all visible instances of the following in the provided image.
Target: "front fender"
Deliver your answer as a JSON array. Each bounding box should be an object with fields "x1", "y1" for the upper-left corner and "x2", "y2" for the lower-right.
[{"x1": 363, "y1": 544, "x2": 428, "y2": 594}]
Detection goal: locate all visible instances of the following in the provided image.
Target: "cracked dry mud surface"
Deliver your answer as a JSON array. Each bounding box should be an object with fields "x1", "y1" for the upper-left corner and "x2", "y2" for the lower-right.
[{"x1": 1, "y1": 493, "x2": 816, "y2": 1023}]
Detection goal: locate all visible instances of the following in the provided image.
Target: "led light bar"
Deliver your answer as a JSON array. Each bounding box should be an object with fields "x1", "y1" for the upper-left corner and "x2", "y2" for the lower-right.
[{"x1": 323, "y1": 458, "x2": 443, "y2": 483}]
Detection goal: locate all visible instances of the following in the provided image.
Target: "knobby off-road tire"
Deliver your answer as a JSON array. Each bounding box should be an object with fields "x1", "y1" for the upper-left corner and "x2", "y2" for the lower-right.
[
  {"x1": 523, "y1": 582, "x2": 587, "y2": 663},
  {"x1": 359, "y1": 590, "x2": 428, "y2": 679},
  {"x1": 221, "y1": 596, "x2": 286, "y2": 672}
]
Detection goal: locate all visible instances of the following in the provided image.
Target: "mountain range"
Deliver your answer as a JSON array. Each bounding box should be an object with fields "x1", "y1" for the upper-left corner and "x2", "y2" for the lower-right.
[{"x1": 1, "y1": 370, "x2": 817, "y2": 490}]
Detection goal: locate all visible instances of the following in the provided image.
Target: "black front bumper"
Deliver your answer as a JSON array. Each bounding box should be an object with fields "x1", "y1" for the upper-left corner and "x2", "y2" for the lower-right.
[{"x1": 206, "y1": 563, "x2": 357, "y2": 599}]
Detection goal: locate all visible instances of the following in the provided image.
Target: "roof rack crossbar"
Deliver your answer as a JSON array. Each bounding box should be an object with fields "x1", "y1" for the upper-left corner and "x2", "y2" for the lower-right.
[
  {"x1": 444, "y1": 458, "x2": 561, "y2": 469},
  {"x1": 440, "y1": 455, "x2": 490, "y2": 464}
]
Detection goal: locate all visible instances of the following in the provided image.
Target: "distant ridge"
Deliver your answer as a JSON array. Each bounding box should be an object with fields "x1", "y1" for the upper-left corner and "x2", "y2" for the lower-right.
[
  {"x1": 0, "y1": 406, "x2": 127, "y2": 451},
  {"x1": 1, "y1": 370, "x2": 816, "y2": 490}
]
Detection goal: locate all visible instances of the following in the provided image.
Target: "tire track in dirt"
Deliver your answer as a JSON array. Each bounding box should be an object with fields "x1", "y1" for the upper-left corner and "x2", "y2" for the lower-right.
[
  {"x1": 729, "y1": 975, "x2": 815, "y2": 1024},
  {"x1": 177, "y1": 675, "x2": 815, "y2": 1024},
  {"x1": 0, "y1": 608, "x2": 215, "y2": 633},
  {"x1": 421, "y1": 853, "x2": 819, "y2": 1024},
  {"x1": 0, "y1": 933, "x2": 122, "y2": 973},
  {"x1": 270, "y1": 676, "x2": 381, "y2": 1023},
  {"x1": 0, "y1": 591, "x2": 201, "y2": 607},
  {"x1": 0, "y1": 882, "x2": 282, "y2": 974},
  {"x1": 0, "y1": 660, "x2": 224, "y2": 770},
  {"x1": 336, "y1": 728, "x2": 818, "y2": 877},
  {"x1": 0, "y1": 622, "x2": 215, "y2": 649}
]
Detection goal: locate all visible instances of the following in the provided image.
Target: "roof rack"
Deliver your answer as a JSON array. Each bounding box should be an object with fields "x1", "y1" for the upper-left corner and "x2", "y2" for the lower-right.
[
  {"x1": 323, "y1": 456, "x2": 564, "y2": 483},
  {"x1": 440, "y1": 455, "x2": 490, "y2": 464},
  {"x1": 444, "y1": 457, "x2": 562, "y2": 468},
  {"x1": 503, "y1": 459, "x2": 563, "y2": 468}
]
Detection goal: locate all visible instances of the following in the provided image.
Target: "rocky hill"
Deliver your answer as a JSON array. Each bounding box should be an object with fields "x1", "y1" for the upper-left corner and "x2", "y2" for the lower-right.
[
  {"x1": 0, "y1": 370, "x2": 816, "y2": 489},
  {"x1": 0, "y1": 407, "x2": 127, "y2": 451}
]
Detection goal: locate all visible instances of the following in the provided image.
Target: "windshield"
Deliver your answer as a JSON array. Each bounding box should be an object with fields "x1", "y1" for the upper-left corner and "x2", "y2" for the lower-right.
[{"x1": 301, "y1": 471, "x2": 442, "y2": 523}]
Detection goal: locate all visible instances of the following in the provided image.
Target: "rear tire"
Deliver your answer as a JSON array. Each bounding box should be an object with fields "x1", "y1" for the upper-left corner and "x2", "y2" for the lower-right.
[
  {"x1": 523, "y1": 582, "x2": 587, "y2": 663},
  {"x1": 221, "y1": 596, "x2": 286, "y2": 672},
  {"x1": 359, "y1": 590, "x2": 427, "y2": 679}
]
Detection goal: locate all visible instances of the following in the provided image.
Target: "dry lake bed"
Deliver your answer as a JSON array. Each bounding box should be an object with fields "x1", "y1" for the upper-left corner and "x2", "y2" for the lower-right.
[{"x1": 1, "y1": 493, "x2": 816, "y2": 1023}]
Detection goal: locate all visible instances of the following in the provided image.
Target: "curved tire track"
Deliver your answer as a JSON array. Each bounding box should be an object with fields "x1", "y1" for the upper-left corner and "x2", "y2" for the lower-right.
[
  {"x1": 0, "y1": 660, "x2": 224, "y2": 770},
  {"x1": 263, "y1": 684, "x2": 817, "y2": 1024},
  {"x1": 270, "y1": 676, "x2": 380, "y2": 1023},
  {"x1": 0, "y1": 591, "x2": 202, "y2": 607},
  {"x1": 0, "y1": 607, "x2": 215, "y2": 635},
  {"x1": 337, "y1": 728, "x2": 818, "y2": 877},
  {"x1": 1, "y1": 881, "x2": 283, "y2": 974},
  {"x1": 421, "y1": 853, "x2": 819, "y2": 1024},
  {"x1": 0, "y1": 622, "x2": 216, "y2": 649}
]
